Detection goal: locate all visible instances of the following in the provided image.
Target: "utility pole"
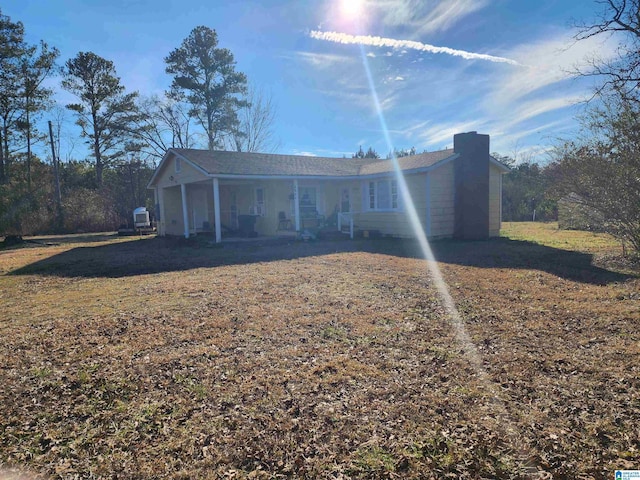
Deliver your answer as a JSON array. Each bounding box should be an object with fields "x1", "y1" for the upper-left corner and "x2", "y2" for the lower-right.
[
  {"x1": 128, "y1": 152, "x2": 137, "y2": 214},
  {"x1": 48, "y1": 120, "x2": 63, "y2": 230}
]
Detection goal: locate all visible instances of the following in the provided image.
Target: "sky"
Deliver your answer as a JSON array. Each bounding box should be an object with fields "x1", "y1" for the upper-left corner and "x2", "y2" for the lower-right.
[{"x1": 2, "y1": 0, "x2": 621, "y2": 162}]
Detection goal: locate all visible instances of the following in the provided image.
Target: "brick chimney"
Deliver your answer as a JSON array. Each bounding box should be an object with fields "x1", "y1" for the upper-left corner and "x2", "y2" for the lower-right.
[{"x1": 453, "y1": 132, "x2": 490, "y2": 240}]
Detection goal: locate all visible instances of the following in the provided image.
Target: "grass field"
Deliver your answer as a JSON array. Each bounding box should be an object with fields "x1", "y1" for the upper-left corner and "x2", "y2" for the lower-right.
[{"x1": 0, "y1": 223, "x2": 638, "y2": 479}]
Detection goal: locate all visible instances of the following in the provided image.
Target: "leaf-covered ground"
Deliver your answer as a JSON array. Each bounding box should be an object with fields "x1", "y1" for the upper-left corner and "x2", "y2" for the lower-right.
[{"x1": 0, "y1": 223, "x2": 638, "y2": 479}]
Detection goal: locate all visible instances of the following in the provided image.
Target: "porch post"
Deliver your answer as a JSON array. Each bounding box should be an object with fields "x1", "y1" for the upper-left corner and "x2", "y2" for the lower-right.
[
  {"x1": 181, "y1": 183, "x2": 189, "y2": 238},
  {"x1": 293, "y1": 179, "x2": 300, "y2": 231},
  {"x1": 158, "y1": 187, "x2": 166, "y2": 236},
  {"x1": 153, "y1": 187, "x2": 159, "y2": 232},
  {"x1": 213, "y1": 177, "x2": 222, "y2": 243}
]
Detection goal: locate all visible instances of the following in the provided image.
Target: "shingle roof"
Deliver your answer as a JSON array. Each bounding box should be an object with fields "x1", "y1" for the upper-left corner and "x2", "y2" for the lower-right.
[
  {"x1": 169, "y1": 148, "x2": 457, "y2": 178},
  {"x1": 359, "y1": 149, "x2": 456, "y2": 175}
]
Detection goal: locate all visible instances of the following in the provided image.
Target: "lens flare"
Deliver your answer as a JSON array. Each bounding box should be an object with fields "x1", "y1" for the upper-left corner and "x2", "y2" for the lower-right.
[{"x1": 357, "y1": 45, "x2": 537, "y2": 472}]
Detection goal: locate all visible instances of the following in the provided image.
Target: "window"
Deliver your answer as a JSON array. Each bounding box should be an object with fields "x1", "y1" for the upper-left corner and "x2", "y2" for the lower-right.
[
  {"x1": 369, "y1": 182, "x2": 376, "y2": 209},
  {"x1": 299, "y1": 187, "x2": 316, "y2": 207},
  {"x1": 377, "y1": 180, "x2": 391, "y2": 209},
  {"x1": 299, "y1": 186, "x2": 318, "y2": 216},
  {"x1": 367, "y1": 179, "x2": 399, "y2": 211},
  {"x1": 175, "y1": 157, "x2": 181, "y2": 173},
  {"x1": 391, "y1": 180, "x2": 398, "y2": 209},
  {"x1": 254, "y1": 187, "x2": 266, "y2": 216}
]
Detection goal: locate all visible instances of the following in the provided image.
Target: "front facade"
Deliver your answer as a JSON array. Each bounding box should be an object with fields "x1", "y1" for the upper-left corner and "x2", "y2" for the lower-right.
[{"x1": 147, "y1": 132, "x2": 509, "y2": 242}]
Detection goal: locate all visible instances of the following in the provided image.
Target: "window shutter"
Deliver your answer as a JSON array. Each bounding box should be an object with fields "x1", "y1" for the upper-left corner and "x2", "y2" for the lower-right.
[
  {"x1": 391, "y1": 179, "x2": 400, "y2": 210},
  {"x1": 361, "y1": 181, "x2": 369, "y2": 211}
]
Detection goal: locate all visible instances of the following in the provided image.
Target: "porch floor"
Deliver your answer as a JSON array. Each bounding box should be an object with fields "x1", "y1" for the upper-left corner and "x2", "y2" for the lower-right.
[{"x1": 189, "y1": 228, "x2": 348, "y2": 244}]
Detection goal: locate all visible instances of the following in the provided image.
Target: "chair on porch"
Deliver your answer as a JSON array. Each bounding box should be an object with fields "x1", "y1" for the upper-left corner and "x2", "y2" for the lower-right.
[{"x1": 277, "y1": 211, "x2": 293, "y2": 231}]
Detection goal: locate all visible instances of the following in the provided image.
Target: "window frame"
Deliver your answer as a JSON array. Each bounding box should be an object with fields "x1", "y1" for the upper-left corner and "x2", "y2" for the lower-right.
[
  {"x1": 254, "y1": 186, "x2": 266, "y2": 217},
  {"x1": 366, "y1": 178, "x2": 400, "y2": 212}
]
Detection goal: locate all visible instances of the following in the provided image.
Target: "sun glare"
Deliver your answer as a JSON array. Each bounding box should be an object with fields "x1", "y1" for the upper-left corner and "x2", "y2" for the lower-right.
[{"x1": 340, "y1": 0, "x2": 365, "y2": 20}]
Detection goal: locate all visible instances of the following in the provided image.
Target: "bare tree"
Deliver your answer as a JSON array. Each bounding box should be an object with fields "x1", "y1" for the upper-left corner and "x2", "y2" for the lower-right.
[
  {"x1": 228, "y1": 85, "x2": 280, "y2": 153},
  {"x1": 134, "y1": 94, "x2": 200, "y2": 160},
  {"x1": 551, "y1": 94, "x2": 640, "y2": 254},
  {"x1": 574, "y1": 0, "x2": 640, "y2": 98},
  {"x1": 49, "y1": 104, "x2": 77, "y2": 163},
  {"x1": 565, "y1": 1, "x2": 640, "y2": 255}
]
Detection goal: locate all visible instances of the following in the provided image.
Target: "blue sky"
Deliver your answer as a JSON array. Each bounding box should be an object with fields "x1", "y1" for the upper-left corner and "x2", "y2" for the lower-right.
[{"x1": 2, "y1": 0, "x2": 620, "y2": 162}]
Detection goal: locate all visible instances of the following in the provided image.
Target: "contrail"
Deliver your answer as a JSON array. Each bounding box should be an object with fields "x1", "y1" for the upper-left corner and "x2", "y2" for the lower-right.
[{"x1": 309, "y1": 30, "x2": 520, "y2": 66}]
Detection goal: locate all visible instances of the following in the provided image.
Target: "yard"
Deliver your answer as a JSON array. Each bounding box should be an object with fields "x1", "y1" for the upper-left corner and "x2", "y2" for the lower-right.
[{"x1": 0, "y1": 223, "x2": 638, "y2": 479}]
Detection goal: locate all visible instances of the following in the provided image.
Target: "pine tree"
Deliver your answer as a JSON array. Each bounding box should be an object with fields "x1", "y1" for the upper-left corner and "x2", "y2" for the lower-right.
[
  {"x1": 62, "y1": 52, "x2": 141, "y2": 186},
  {"x1": 165, "y1": 26, "x2": 248, "y2": 151}
]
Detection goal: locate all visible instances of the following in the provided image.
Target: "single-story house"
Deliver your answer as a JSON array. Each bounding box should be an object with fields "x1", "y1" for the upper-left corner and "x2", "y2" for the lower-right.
[{"x1": 147, "y1": 131, "x2": 509, "y2": 242}]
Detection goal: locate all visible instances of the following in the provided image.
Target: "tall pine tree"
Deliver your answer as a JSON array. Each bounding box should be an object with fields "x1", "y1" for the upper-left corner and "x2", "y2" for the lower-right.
[
  {"x1": 0, "y1": 9, "x2": 26, "y2": 182},
  {"x1": 62, "y1": 52, "x2": 141, "y2": 186},
  {"x1": 165, "y1": 26, "x2": 248, "y2": 151}
]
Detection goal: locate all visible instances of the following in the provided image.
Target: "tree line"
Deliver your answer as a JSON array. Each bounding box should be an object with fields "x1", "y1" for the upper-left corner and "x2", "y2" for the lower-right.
[{"x1": 0, "y1": 11, "x2": 278, "y2": 236}]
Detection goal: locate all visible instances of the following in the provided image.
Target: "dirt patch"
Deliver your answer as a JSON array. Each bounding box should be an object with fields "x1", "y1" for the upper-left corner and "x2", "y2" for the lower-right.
[{"x1": 0, "y1": 224, "x2": 638, "y2": 478}]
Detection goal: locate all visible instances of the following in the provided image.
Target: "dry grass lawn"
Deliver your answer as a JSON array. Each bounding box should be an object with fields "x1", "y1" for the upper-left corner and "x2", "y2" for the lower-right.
[{"x1": 0, "y1": 223, "x2": 638, "y2": 479}]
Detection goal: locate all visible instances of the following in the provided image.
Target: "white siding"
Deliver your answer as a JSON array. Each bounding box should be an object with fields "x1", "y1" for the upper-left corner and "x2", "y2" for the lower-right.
[
  {"x1": 489, "y1": 164, "x2": 502, "y2": 237},
  {"x1": 353, "y1": 173, "x2": 428, "y2": 238},
  {"x1": 429, "y1": 162, "x2": 455, "y2": 237}
]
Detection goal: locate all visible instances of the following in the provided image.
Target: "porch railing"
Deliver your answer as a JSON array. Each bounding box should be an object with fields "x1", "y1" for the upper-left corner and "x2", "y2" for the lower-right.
[{"x1": 337, "y1": 212, "x2": 354, "y2": 239}]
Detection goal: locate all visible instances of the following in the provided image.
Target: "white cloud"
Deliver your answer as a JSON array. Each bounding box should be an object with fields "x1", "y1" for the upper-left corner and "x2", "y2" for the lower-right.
[
  {"x1": 414, "y1": 120, "x2": 487, "y2": 147},
  {"x1": 310, "y1": 30, "x2": 520, "y2": 65},
  {"x1": 467, "y1": 29, "x2": 622, "y2": 154},
  {"x1": 378, "y1": 91, "x2": 401, "y2": 112},
  {"x1": 415, "y1": 0, "x2": 489, "y2": 36},
  {"x1": 288, "y1": 51, "x2": 354, "y2": 69},
  {"x1": 502, "y1": 96, "x2": 583, "y2": 130},
  {"x1": 299, "y1": 21, "x2": 619, "y2": 161},
  {"x1": 495, "y1": 119, "x2": 574, "y2": 154},
  {"x1": 316, "y1": 88, "x2": 371, "y2": 106},
  {"x1": 490, "y1": 31, "x2": 619, "y2": 107},
  {"x1": 371, "y1": 0, "x2": 488, "y2": 36},
  {"x1": 290, "y1": 150, "x2": 318, "y2": 157}
]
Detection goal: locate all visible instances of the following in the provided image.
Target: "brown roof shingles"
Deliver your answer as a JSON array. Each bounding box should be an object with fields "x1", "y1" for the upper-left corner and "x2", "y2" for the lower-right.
[
  {"x1": 359, "y1": 149, "x2": 455, "y2": 175},
  {"x1": 170, "y1": 148, "x2": 456, "y2": 178}
]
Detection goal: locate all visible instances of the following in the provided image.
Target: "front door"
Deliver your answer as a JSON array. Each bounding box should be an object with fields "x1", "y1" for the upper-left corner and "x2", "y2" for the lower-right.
[{"x1": 341, "y1": 187, "x2": 350, "y2": 213}]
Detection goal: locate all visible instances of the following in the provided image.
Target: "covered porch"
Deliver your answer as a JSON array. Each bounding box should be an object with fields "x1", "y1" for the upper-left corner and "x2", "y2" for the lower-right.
[{"x1": 156, "y1": 177, "x2": 360, "y2": 242}]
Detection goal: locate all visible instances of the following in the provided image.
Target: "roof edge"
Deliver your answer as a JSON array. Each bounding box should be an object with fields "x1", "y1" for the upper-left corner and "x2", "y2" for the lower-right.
[
  {"x1": 489, "y1": 155, "x2": 511, "y2": 173},
  {"x1": 147, "y1": 149, "x2": 468, "y2": 186},
  {"x1": 147, "y1": 148, "x2": 213, "y2": 188}
]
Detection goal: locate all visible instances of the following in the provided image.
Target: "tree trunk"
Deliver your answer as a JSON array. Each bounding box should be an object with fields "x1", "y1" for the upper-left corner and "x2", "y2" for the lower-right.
[
  {"x1": 206, "y1": 104, "x2": 215, "y2": 151},
  {"x1": 93, "y1": 127, "x2": 102, "y2": 187},
  {"x1": 0, "y1": 128, "x2": 5, "y2": 183},
  {"x1": 48, "y1": 120, "x2": 63, "y2": 231},
  {"x1": 25, "y1": 99, "x2": 31, "y2": 192},
  {"x1": 90, "y1": 106, "x2": 103, "y2": 187},
  {"x1": 3, "y1": 124, "x2": 9, "y2": 180}
]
